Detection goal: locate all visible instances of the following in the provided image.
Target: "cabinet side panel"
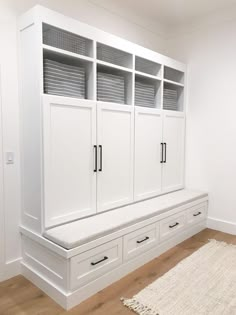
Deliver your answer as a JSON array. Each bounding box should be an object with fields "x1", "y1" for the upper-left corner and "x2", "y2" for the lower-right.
[
  {"x1": 22, "y1": 235, "x2": 68, "y2": 291},
  {"x1": 19, "y1": 22, "x2": 42, "y2": 233}
]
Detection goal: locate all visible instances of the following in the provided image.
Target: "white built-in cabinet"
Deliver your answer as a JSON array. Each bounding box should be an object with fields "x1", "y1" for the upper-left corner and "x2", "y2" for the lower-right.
[
  {"x1": 97, "y1": 103, "x2": 134, "y2": 212},
  {"x1": 134, "y1": 108, "x2": 185, "y2": 201},
  {"x1": 162, "y1": 112, "x2": 185, "y2": 193},
  {"x1": 43, "y1": 97, "x2": 134, "y2": 226},
  {"x1": 134, "y1": 107, "x2": 163, "y2": 201},
  {"x1": 43, "y1": 96, "x2": 185, "y2": 227},
  {"x1": 43, "y1": 96, "x2": 97, "y2": 227},
  {"x1": 19, "y1": 5, "x2": 186, "y2": 233}
]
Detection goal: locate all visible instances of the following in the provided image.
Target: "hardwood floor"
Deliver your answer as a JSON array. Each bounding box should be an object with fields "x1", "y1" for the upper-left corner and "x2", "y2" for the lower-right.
[{"x1": 1, "y1": 228, "x2": 236, "y2": 315}]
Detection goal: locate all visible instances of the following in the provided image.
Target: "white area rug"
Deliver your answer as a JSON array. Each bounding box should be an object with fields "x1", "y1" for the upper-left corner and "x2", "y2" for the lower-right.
[{"x1": 122, "y1": 240, "x2": 236, "y2": 315}]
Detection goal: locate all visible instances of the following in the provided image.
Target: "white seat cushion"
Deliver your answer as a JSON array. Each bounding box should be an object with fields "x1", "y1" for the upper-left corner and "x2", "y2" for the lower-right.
[{"x1": 44, "y1": 189, "x2": 207, "y2": 249}]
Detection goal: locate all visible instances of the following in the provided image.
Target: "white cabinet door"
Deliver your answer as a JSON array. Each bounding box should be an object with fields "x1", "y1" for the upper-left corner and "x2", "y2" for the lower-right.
[
  {"x1": 43, "y1": 96, "x2": 97, "y2": 228},
  {"x1": 162, "y1": 111, "x2": 185, "y2": 193},
  {"x1": 134, "y1": 107, "x2": 163, "y2": 201},
  {"x1": 97, "y1": 102, "x2": 134, "y2": 212}
]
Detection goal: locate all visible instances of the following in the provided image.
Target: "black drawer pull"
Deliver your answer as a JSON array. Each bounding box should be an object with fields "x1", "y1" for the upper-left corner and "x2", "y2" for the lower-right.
[
  {"x1": 91, "y1": 256, "x2": 108, "y2": 266},
  {"x1": 193, "y1": 212, "x2": 202, "y2": 217},
  {"x1": 137, "y1": 236, "x2": 149, "y2": 244},
  {"x1": 169, "y1": 222, "x2": 179, "y2": 229}
]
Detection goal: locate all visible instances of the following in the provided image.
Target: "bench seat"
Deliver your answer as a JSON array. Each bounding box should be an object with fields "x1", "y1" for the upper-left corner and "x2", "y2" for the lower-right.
[{"x1": 44, "y1": 189, "x2": 207, "y2": 249}]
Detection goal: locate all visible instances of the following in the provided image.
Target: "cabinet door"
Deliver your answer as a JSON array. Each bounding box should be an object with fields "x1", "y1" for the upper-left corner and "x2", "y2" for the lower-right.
[
  {"x1": 162, "y1": 111, "x2": 185, "y2": 193},
  {"x1": 43, "y1": 96, "x2": 97, "y2": 228},
  {"x1": 97, "y1": 102, "x2": 134, "y2": 212},
  {"x1": 134, "y1": 107, "x2": 163, "y2": 201}
]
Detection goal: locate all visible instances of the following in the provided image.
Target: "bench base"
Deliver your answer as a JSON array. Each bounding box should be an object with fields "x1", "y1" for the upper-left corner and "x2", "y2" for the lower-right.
[{"x1": 21, "y1": 197, "x2": 207, "y2": 309}]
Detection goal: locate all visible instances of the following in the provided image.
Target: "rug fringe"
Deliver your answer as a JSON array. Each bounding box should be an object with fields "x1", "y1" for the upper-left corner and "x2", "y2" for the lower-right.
[
  {"x1": 208, "y1": 239, "x2": 236, "y2": 247},
  {"x1": 121, "y1": 297, "x2": 159, "y2": 315}
]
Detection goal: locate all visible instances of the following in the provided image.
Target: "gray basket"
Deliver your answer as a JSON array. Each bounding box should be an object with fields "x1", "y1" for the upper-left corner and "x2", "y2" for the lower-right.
[
  {"x1": 97, "y1": 72, "x2": 125, "y2": 104},
  {"x1": 43, "y1": 24, "x2": 91, "y2": 56},
  {"x1": 136, "y1": 56, "x2": 161, "y2": 77},
  {"x1": 97, "y1": 43, "x2": 131, "y2": 68},
  {"x1": 135, "y1": 80, "x2": 155, "y2": 107},
  {"x1": 44, "y1": 59, "x2": 86, "y2": 99},
  {"x1": 163, "y1": 88, "x2": 178, "y2": 111}
]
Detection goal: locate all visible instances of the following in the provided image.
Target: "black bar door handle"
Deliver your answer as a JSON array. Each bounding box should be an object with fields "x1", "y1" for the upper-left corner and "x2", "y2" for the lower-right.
[
  {"x1": 99, "y1": 145, "x2": 102, "y2": 172},
  {"x1": 137, "y1": 236, "x2": 150, "y2": 244},
  {"x1": 169, "y1": 222, "x2": 179, "y2": 229},
  {"x1": 193, "y1": 212, "x2": 202, "y2": 217},
  {"x1": 91, "y1": 256, "x2": 108, "y2": 266},
  {"x1": 94, "y1": 145, "x2": 97, "y2": 172},
  {"x1": 164, "y1": 143, "x2": 167, "y2": 163},
  {"x1": 160, "y1": 143, "x2": 163, "y2": 163}
]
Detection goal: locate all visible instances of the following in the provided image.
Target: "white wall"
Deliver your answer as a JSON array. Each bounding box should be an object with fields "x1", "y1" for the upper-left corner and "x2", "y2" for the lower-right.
[
  {"x1": 0, "y1": 66, "x2": 5, "y2": 278},
  {"x1": 0, "y1": 3, "x2": 22, "y2": 281},
  {"x1": 166, "y1": 19, "x2": 236, "y2": 234},
  {"x1": 0, "y1": 0, "x2": 166, "y2": 281}
]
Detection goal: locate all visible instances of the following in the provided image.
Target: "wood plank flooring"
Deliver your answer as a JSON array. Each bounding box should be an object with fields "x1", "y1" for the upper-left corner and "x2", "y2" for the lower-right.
[{"x1": 1, "y1": 228, "x2": 236, "y2": 315}]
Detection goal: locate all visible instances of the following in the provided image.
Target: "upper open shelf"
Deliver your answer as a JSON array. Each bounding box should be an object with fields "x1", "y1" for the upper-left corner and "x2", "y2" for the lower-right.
[
  {"x1": 97, "y1": 43, "x2": 133, "y2": 69},
  {"x1": 97, "y1": 64, "x2": 132, "y2": 105},
  {"x1": 43, "y1": 24, "x2": 93, "y2": 58},
  {"x1": 135, "y1": 74, "x2": 161, "y2": 109},
  {"x1": 163, "y1": 82, "x2": 184, "y2": 112},
  {"x1": 41, "y1": 23, "x2": 185, "y2": 109},
  {"x1": 164, "y1": 66, "x2": 184, "y2": 84},
  {"x1": 43, "y1": 49, "x2": 94, "y2": 100},
  {"x1": 135, "y1": 56, "x2": 162, "y2": 78}
]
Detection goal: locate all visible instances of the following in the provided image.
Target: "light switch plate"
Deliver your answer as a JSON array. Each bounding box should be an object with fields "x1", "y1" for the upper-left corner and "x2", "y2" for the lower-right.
[{"x1": 6, "y1": 152, "x2": 14, "y2": 164}]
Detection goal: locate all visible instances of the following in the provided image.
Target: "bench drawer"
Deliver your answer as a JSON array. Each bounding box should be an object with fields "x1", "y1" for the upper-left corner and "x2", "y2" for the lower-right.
[
  {"x1": 123, "y1": 223, "x2": 159, "y2": 261},
  {"x1": 160, "y1": 211, "x2": 186, "y2": 241},
  {"x1": 70, "y1": 238, "x2": 122, "y2": 290},
  {"x1": 187, "y1": 202, "x2": 207, "y2": 225}
]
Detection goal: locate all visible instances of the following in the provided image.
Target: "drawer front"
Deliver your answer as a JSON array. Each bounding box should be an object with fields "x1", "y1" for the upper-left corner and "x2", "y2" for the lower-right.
[
  {"x1": 187, "y1": 202, "x2": 207, "y2": 225},
  {"x1": 160, "y1": 211, "x2": 186, "y2": 241},
  {"x1": 123, "y1": 223, "x2": 159, "y2": 261},
  {"x1": 70, "y1": 238, "x2": 122, "y2": 290}
]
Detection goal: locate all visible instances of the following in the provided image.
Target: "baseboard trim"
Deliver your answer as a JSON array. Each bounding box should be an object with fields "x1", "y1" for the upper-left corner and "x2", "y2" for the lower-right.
[
  {"x1": 0, "y1": 258, "x2": 22, "y2": 282},
  {"x1": 207, "y1": 217, "x2": 236, "y2": 235},
  {"x1": 22, "y1": 221, "x2": 206, "y2": 310}
]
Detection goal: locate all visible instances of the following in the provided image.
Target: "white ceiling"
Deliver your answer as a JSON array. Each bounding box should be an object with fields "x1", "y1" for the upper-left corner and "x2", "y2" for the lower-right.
[
  {"x1": 7, "y1": 0, "x2": 236, "y2": 39},
  {"x1": 90, "y1": 0, "x2": 236, "y2": 35}
]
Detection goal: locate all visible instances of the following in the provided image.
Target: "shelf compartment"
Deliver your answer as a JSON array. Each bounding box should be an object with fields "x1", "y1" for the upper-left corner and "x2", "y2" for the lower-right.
[
  {"x1": 163, "y1": 82, "x2": 184, "y2": 111},
  {"x1": 97, "y1": 43, "x2": 133, "y2": 69},
  {"x1": 135, "y1": 75, "x2": 161, "y2": 109},
  {"x1": 43, "y1": 24, "x2": 93, "y2": 57},
  {"x1": 97, "y1": 64, "x2": 132, "y2": 105},
  {"x1": 164, "y1": 66, "x2": 184, "y2": 84},
  {"x1": 43, "y1": 49, "x2": 94, "y2": 100},
  {"x1": 135, "y1": 56, "x2": 161, "y2": 77}
]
